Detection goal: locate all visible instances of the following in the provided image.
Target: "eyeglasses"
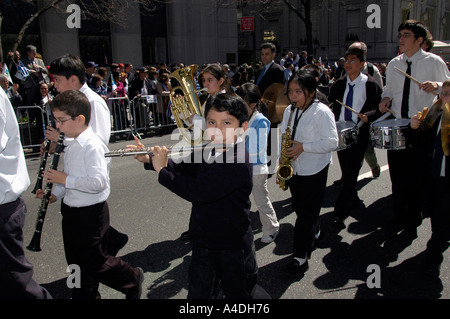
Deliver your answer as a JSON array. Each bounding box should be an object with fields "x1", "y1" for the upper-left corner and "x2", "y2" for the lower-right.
[
  {"x1": 54, "y1": 117, "x2": 74, "y2": 125},
  {"x1": 398, "y1": 33, "x2": 415, "y2": 39}
]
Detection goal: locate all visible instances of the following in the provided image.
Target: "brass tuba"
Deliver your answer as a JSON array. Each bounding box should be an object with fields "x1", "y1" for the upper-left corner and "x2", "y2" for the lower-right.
[
  {"x1": 169, "y1": 65, "x2": 206, "y2": 145},
  {"x1": 276, "y1": 104, "x2": 296, "y2": 191}
]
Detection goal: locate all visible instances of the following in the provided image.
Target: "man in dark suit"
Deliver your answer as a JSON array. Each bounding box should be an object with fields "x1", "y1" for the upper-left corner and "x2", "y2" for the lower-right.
[
  {"x1": 255, "y1": 42, "x2": 285, "y2": 96},
  {"x1": 255, "y1": 43, "x2": 286, "y2": 167},
  {"x1": 328, "y1": 48, "x2": 382, "y2": 230}
]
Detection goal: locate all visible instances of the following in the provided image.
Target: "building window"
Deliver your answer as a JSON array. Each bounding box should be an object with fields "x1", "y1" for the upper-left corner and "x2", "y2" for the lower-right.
[
  {"x1": 443, "y1": 12, "x2": 450, "y2": 40},
  {"x1": 347, "y1": 9, "x2": 361, "y2": 42},
  {"x1": 77, "y1": 17, "x2": 111, "y2": 67},
  {"x1": 78, "y1": 36, "x2": 111, "y2": 66},
  {"x1": 140, "y1": 4, "x2": 168, "y2": 65}
]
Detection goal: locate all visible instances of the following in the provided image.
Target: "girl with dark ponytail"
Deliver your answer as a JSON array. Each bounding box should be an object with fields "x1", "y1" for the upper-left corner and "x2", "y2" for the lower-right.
[{"x1": 236, "y1": 83, "x2": 280, "y2": 244}]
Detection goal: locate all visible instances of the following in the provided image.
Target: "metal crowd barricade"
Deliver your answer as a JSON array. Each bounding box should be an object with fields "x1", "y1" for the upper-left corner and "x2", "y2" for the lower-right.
[
  {"x1": 130, "y1": 95, "x2": 176, "y2": 134},
  {"x1": 14, "y1": 105, "x2": 47, "y2": 149},
  {"x1": 107, "y1": 96, "x2": 136, "y2": 138}
]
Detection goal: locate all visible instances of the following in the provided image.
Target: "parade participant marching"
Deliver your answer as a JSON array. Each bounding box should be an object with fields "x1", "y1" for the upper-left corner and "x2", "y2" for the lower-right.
[
  {"x1": 37, "y1": 90, "x2": 143, "y2": 299},
  {"x1": 379, "y1": 20, "x2": 450, "y2": 233},
  {"x1": 328, "y1": 48, "x2": 382, "y2": 230},
  {"x1": 280, "y1": 70, "x2": 338, "y2": 277},
  {"x1": 236, "y1": 83, "x2": 280, "y2": 244}
]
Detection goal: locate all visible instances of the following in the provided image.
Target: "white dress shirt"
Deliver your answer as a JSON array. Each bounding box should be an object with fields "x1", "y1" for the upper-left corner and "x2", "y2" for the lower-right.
[
  {"x1": 280, "y1": 100, "x2": 339, "y2": 176},
  {"x1": 0, "y1": 89, "x2": 30, "y2": 205},
  {"x1": 53, "y1": 127, "x2": 110, "y2": 208},
  {"x1": 338, "y1": 74, "x2": 368, "y2": 123},
  {"x1": 382, "y1": 49, "x2": 450, "y2": 118},
  {"x1": 80, "y1": 83, "x2": 111, "y2": 146}
]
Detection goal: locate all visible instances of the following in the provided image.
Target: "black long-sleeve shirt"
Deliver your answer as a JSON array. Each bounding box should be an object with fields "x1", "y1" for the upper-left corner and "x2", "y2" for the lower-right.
[{"x1": 145, "y1": 144, "x2": 254, "y2": 250}]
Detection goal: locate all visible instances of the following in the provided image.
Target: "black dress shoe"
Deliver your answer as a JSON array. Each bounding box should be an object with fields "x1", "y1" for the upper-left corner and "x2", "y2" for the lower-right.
[
  {"x1": 126, "y1": 267, "x2": 144, "y2": 299},
  {"x1": 180, "y1": 230, "x2": 191, "y2": 241},
  {"x1": 372, "y1": 164, "x2": 381, "y2": 178},
  {"x1": 284, "y1": 259, "x2": 309, "y2": 277}
]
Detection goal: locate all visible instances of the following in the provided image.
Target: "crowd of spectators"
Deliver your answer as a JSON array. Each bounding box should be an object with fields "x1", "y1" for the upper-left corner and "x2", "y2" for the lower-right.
[{"x1": 5, "y1": 42, "x2": 450, "y2": 145}]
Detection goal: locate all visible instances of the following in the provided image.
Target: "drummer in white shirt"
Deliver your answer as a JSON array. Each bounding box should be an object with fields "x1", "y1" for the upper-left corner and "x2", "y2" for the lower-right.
[
  {"x1": 379, "y1": 20, "x2": 450, "y2": 233},
  {"x1": 328, "y1": 48, "x2": 382, "y2": 230}
]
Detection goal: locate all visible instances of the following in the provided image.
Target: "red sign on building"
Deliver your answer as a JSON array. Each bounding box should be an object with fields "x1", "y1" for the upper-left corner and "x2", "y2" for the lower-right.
[{"x1": 240, "y1": 16, "x2": 254, "y2": 32}]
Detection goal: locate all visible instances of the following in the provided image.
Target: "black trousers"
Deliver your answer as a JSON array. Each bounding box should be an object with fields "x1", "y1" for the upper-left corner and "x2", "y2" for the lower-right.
[
  {"x1": 61, "y1": 201, "x2": 140, "y2": 299},
  {"x1": 387, "y1": 149, "x2": 423, "y2": 227},
  {"x1": 0, "y1": 197, "x2": 51, "y2": 299},
  {"x1": 188, "y1": 244, "x2": 258, "y2": 299},
  {"x1": 289, "y1": 165, "x2": 329, "y2": 259},
  {"x1": 334, "y1": 141, "x2": 367, "y2": 220},
  {"x1": 425, "y1": 176, "x2": 450, "y2": 266}
]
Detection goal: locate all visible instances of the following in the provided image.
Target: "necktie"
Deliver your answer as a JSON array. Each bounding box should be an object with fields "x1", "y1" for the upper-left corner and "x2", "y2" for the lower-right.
[
  {"x1": 401, "y1": 61, "x2": 412, "y2": 118},
  {"x1": 256, "y1": 66, "x2": 267, "y2": 86},
  {"x1": 345, "y1": 84, "x2": 354, "y2": 121}
]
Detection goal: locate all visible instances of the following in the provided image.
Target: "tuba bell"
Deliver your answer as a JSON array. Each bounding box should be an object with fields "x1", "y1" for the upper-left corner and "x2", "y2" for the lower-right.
[{"x1": 169, "y1": 65, "x2": 207, "y2": 145}]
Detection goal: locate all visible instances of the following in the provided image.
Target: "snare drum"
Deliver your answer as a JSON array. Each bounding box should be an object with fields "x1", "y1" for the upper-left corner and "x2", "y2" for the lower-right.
[
  {"x1": 336, "y1": 121, "x2": 359, "y2": 151},
  {"x1": 370, "y1": 118, "x2": 411, "y2": 150}
]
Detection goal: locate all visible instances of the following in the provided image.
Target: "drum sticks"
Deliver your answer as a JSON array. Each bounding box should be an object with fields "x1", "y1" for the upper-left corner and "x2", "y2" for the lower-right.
[
  {"x1": 394, "y1": 67, "x2": 439, "y2": 96},
  {"x1": 337, "y1": 100, "x2": 397, "y2": 118},
  {"x1": 336, "y1": 100, "x2": 360, "y2": 115}
]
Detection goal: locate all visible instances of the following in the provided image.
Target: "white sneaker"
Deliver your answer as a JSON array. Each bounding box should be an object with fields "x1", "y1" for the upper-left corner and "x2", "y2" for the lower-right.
[{"x1": 261, "y1": 231, "x2": 279, "y2": 244}]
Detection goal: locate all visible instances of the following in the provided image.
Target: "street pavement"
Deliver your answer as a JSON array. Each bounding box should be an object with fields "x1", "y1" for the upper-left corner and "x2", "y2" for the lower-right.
[{"x1": 20, "y1": 130, "x2": 449, "y2": 300}]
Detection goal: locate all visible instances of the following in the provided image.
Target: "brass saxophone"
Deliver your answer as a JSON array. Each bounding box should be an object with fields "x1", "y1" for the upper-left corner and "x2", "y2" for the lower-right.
[{"x1": 277, "y1": 103, "x2": 296, "y2": 191}]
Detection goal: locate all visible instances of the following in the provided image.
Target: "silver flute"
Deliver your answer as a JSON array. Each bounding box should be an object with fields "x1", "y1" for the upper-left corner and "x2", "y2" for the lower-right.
[{"x1": 104, "y1": 143, "x2": 235, "y2": 158}]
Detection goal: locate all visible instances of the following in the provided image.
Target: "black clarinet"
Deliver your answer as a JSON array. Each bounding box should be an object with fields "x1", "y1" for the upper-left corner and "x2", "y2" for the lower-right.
[
  {"x1": 31, "y1": 139, "x2": 51, "y2": 194},
  {"x1": 31, "y1": 108, "x2": 55, "y2": 194},
  {"x1": 27, "y1": 133, "x2": 65, "y2": 252}
]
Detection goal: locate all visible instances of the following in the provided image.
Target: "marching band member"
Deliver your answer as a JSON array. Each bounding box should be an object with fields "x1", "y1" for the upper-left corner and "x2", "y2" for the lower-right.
[
  {"x1": 379, "y1": 20, "x2": 450, "y2": 233},
  {"x1": 236, "y1": 83, "x2": 280, "y2": 244},
  {"x1": 0, "y1": 89, "x2": 52, "y2": 299},
  {"x1": 188, "y1": 63, "x2": 233, "y2": 130},
  {"x1": 37, "y1": 90, "x2": 143, "y2": 299},
  {"x1": 129, "y1": 94, "x2": 261, "y2": 299},
  {"x1": 408, "y1": 81, "x2": 450, "y2": 277},
  {"x1": 180, "y1": 63, "x2": 233, "y2": 240},
  {"x1": 328, "y1": 48, "x2": 382, "y2": 230},
  {"x1": 46, "y1": 54, "x2": 128, "y2": 257},
  {"x1": 280, "y1": 70, "x2": 338, "y2": 277}
]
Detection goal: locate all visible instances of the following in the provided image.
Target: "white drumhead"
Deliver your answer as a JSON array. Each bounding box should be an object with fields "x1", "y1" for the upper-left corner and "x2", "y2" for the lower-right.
[{"x1": 371, "y1": 118, "x2": 410, "y2": 128}]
